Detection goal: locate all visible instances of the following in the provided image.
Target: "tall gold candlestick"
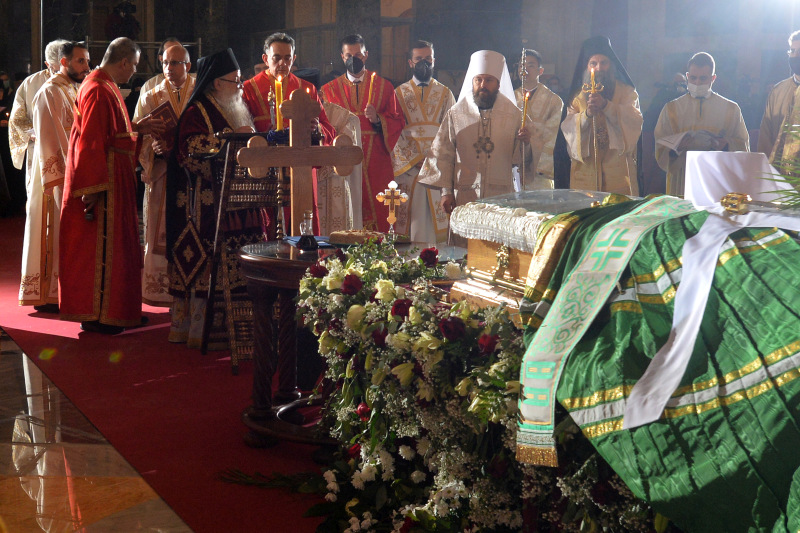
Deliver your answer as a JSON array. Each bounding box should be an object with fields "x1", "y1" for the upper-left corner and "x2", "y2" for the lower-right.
[
  {"x1": 367, "y1": 72, "x2": 376, "y2": 105},
  {"x1": 275, "y1": 75, "x2": 283, "y2": 129},
  {"x1": 522, "y1": 91, "x2": 531, "y2": 128}
]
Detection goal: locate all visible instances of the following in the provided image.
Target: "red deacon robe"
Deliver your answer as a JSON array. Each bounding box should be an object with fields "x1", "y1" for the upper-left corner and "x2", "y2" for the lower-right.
[
  {"x1": 59, "y1": 68, "x2": 143, "y2": 326},
  {"x1": 242, "y1": 70, "x2": 335, "y2": 141},
  {"x1": 321, "y1": 71, "x2": 404, "y2": 231},
  {"x1": 243, "y1": 71, "x2": 337, "y2": 235}
]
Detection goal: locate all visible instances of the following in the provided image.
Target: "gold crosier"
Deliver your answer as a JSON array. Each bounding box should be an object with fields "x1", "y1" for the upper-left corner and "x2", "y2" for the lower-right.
[{"x1": 582, "y1": 67, "x2": 604, "y2": 191}]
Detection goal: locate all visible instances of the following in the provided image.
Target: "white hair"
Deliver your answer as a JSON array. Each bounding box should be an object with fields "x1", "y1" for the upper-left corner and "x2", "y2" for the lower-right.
[{"x1": 45, "y1": 39, "x2": 69, "y2": 70}]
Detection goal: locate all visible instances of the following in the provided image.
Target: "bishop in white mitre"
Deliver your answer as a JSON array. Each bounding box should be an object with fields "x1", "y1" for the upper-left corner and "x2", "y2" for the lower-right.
[{"x1": 418, "y1": 50, "x2": 531, "y2": 244}]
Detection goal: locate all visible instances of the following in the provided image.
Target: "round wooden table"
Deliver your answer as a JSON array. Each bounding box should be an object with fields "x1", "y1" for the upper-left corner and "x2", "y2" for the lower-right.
[{"x1": 238, "y1": 241, "x2": 337, "y2": 446}]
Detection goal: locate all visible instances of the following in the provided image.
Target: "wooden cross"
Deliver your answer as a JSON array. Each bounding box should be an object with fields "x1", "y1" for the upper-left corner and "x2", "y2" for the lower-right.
[
  {"x1": 375, "y1": 180, "x2": 408, "y2": 226},
  {"x1": 236, "y1": 89, "x2": 363, "y2": 235}
]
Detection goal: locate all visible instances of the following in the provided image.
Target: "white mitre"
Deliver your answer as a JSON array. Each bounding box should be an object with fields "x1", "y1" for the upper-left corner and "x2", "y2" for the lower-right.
[{"x1": 457, "y1": 49, "x2": 516, "y2": 105}]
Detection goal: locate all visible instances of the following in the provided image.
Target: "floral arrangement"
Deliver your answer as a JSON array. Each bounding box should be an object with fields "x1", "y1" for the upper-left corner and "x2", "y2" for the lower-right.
[{"x1": 228, "y1": 240, "x2": 679, "y2": 532}]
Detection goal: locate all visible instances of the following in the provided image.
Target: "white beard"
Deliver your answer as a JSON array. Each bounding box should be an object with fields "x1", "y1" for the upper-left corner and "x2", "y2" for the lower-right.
[{"x1": 216, "y1": 92, "x2": 255, "y2": 130}]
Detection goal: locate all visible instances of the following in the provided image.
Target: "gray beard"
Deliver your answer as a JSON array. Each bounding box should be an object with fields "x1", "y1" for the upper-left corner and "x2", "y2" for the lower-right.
[{"x1": 216, "y1": 92, "x2": 255, "y2": 130}]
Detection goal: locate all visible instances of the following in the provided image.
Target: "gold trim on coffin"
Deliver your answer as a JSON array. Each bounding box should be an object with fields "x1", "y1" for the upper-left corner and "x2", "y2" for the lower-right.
[{"x1": 449, "y1": 238, "x2": 531, "y2": 327}]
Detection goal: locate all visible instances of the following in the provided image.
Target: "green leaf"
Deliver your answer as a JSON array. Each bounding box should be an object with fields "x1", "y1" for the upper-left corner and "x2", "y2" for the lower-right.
[{"x1": 375, "y1": 483, "x2": 388, "y2": 510}]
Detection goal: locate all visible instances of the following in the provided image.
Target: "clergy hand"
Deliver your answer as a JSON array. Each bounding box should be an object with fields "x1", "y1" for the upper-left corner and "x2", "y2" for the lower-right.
[
  {"x1": 365, "y1": 103, "x2": 379, "y2": 124},
  {"x1": 235, "y1": 126, "x2": 255, "y2": 134},
  {"x1": 710, "y1": 136, "x2": 728, "y2": 151},
  {"x1": 307, "y1": 117, "x2": 320, "y2": 135},
  {"x1": 135, "y1": 116, "x2": 165, "y2": 137},
  {"x1": 440, "y1": 193, "x2": 456, "y2": 215},
  {"x1": 517, "y1": 126, "x2": 531, "y2": 144},
  {"x1": 81, "y1": 192, "x2": 101, "y2": 216},
  {"x1": 152, "y1": 138, "x2": 166, "y2": 155},
  {"x1": 586, "y1": 93, "x2": 607, "y2": 117}
]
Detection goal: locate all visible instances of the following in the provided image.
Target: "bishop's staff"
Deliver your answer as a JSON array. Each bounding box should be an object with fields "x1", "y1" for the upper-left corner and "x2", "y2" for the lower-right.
[{"x1": 582, "y1": 67, "x2": 603, "y2": 192}]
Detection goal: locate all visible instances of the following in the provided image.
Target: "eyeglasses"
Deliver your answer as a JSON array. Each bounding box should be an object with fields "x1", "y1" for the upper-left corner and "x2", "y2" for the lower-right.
[
  {"x1": 162, "y1": 60, "x2": 188, "y2": 68},
  {"x1": 218, "y1": 77, "x2": 243, "y2": 88}
]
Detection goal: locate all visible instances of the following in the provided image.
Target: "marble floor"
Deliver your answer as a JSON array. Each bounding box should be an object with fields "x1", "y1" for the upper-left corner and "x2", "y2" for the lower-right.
[{"x1": 0, "y1": 328, "x2": 192, "y2": 532}]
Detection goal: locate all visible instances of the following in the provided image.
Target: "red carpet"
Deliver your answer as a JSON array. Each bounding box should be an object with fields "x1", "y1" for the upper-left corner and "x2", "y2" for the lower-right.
[{"x1": 0, "y1": 215, "x2": 323, "y2": 532}]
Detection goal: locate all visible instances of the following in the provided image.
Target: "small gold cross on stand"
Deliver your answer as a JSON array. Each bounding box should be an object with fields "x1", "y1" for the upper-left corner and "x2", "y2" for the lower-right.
[{"x1": 375, "y1": 180, "x2": 408, "y2": 241}]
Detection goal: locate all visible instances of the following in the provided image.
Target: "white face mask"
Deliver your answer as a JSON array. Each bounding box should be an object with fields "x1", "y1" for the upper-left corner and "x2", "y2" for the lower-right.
[{"x1": 687, "y1": 82, "x2": 711, "y2": 98}]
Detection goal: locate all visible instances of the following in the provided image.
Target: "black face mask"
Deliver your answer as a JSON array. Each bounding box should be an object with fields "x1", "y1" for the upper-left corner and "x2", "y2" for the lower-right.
[
  {"x1": 413, "y1": 60, "x2": 433, "y2": 82},
  {"x1": 345, "y1": 56, "x2": 364, "y2": 76},
  {"x1": 790, "y1": 56, "x2": 800, "y2": 76}
]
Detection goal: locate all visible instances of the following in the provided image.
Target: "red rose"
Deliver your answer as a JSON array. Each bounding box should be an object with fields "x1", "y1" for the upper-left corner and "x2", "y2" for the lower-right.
[
  {"x1": 419, "y1": 247, "x2": 439, "y2": 268},
  {"x1": 391, "y1": 298, "x2": 413, "y2": 318},
  {"x1": 309, "y1": 262, "x2": 328, "y2": 278},
  {"x1": 341, "y1": 273, "x2": 363, "y2": 295},
  {"x1": 487, "y1": 454, "x2": 510, "y2": 479},
  {"x1": 372, "y1": 327, "x2": 388, "y2": 347},
  {"x1": 399, "y1": 517, "x2": 414, "y2": 533},
  {"x1": 356, "y1": 402, "x2": 371, "y2": 421},
  {"x1": 478, "y1": 334, "x2": 500, "y2": 354},
  {"x1": 334, "y1": 248, "x2": 347, "y2": 263},
  {"x1": 439, "y1": 316, "x2": 466, "y2": 340},
  {"x1": 347, "y1": 443, "x2": 361, "y2": 459}
]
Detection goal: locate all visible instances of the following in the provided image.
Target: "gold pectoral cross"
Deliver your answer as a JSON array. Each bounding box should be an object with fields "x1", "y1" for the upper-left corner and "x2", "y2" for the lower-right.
[{"x1": 474, "y1": 136, "x2": 494, "y2": 158}]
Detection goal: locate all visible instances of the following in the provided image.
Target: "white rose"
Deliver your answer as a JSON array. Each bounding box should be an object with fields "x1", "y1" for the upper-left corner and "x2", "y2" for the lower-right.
[{"x1": 444, "y1": 262, "x2": 463, "y2": 280}]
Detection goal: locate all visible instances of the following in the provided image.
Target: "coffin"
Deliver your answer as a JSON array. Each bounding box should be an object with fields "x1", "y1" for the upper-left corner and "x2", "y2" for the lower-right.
[{"x1": 448, "y1": 189, "x2": 609, "y2": 324}]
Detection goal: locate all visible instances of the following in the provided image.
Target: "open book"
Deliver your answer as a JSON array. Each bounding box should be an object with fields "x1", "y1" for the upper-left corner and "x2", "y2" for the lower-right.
[{"x1": 657, "y1": 129, "x2": 721, "y2": 152}]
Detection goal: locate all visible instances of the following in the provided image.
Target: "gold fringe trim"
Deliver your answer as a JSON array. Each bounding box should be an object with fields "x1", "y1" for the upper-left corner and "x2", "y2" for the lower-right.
[{"x1": 516, "y1": 444, "x2": 558, "y2": 467}]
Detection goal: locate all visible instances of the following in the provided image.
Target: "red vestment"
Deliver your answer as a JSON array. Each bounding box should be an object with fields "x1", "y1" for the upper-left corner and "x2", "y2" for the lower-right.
[
  {"x1": 242, "y1": 71, "x2": 335, "y2": 141},
  {"x1": 59, "y1": 68, "x2": 142, "y2": 326},
  {"x1": 320, "y1": 71, "x2": 405, "y2": 231},
  {"x1": 243, "y1": 71, "x2": 338, "y2": 235}
]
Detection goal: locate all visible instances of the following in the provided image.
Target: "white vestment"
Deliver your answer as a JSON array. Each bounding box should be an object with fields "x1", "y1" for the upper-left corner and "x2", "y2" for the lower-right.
[
  {"x1": 140, "y1": 73, "x2": 164, "y2": 97},
  {"x1": 655, "y1": 91, "x2": 750, "y2": 196},
  {"x1": 561, "y1": 82, "x2": 642, "y2": 195},
  {"x1": 514, "y1": 83, "x2": 563, "y2": 190},
  {"x1": 19, "y1": 73, "x2": 77, "y2": 305},
  {"x1": 392, "y1": 78, "x2": 455, "y2": 243},
  {"x1": 8, "y1": 70, "x2": 51, "y2": 170},
  {"x1": 317, "y1": 102, "x2": 363, "y2": 234},
  {"x1": 757, "y1": 76, "x2": 800, "y2": 158},
  {"x1": 418, "y1": 93, "x2": 527, "y2": 206},
  {"x1": 133, "y1": 76, "x2": 195, "y2": 306}
]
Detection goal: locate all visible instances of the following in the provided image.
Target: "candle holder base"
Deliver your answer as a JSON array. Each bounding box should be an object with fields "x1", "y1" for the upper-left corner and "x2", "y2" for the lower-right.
[{"x1": 297, "y1": 235, "x2": 319, "y2": 252}]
